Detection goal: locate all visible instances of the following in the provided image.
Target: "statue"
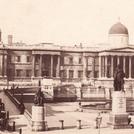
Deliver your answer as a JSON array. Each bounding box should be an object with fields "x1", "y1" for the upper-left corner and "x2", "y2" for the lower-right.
[
  {"x1": 113, "y1": 64, "x2": 125, "y2": 91},
  {"x1": 34, "y1": 80, "x2": 44, "y2": 106}
]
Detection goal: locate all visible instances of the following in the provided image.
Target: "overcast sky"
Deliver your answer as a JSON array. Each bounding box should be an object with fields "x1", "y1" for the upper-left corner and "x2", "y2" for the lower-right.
[{"x1": 0, "y1": 0, "x2": 134, "y2": 46}]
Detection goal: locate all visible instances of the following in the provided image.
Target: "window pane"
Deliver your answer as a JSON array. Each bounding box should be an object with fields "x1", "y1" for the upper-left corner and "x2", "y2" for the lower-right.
[{"x1": 69, "y1": 70, "x2": 74, "y2": 78}]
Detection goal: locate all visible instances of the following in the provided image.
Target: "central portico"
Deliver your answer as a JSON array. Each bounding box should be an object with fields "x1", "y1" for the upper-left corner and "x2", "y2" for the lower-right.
[
  {"x1": 99, "y1": 47, "x2": 134, "y2": 79},
  {"x1": 32, "y1": 50, "x2": 60, "y2": 78}
]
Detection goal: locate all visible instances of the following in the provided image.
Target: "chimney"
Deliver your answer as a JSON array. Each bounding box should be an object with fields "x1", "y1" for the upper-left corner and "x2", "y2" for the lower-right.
[{"x1": 8, "y1": 35, "x2": 13, "y2": 45}]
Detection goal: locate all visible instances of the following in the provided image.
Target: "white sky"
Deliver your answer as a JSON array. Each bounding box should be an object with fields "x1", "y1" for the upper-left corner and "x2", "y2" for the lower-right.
[{"x1": 0, "y1": 0, "x2": 134, "y2": 46}]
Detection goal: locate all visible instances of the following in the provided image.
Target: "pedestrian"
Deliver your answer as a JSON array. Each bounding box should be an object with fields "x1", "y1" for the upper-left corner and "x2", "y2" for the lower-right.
[
  {"x1": 79, "y1": 101, "x2": 81, "y2": 107},
  {"x1": 128, "y1": 114, "x2": 132, "y2": 125},
  {"x1": 78, "y1": 101, "x2": 83, "y2": 112},
  {"x1": 96, "y1": 112, "x2": 102, "y2": 129},
  {"x1": 19, "y1": 102, "x2": 25, "y2": 114}
]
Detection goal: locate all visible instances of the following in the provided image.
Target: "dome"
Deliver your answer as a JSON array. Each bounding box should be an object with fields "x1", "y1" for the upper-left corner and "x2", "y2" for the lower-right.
[{"x1": 109, "y1": 22, "x2": 128, "y2": 34}]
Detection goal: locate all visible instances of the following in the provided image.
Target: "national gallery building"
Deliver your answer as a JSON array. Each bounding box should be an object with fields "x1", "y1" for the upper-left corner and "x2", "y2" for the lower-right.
[{"x1": 0, "y1": 22, "x2": 134, "y2": 88}]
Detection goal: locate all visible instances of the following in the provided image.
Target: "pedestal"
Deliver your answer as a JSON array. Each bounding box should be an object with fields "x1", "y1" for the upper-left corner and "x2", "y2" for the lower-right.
[
  {"x1": 32, "y1": 105, "x2": 45, "y2": 131},
  {"x1": 108, "y1": 91, "x2": 130, "y2": 129}
]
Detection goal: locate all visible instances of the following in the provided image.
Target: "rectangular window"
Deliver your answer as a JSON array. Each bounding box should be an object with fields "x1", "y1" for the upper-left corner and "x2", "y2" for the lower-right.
[
  {"x1": 63, "y1": 70, "x2": 67, "y2": 78},
  {"x1": 35, "y1": 70, "x2": 39, "y2": 77},
  {"x1": 79, "y1": 57, "x2": 82, "y2": 64},
  {"x1": 60, "y1": 70, "x2": 63, "y2": 78},
  {"x1": 27, "y1": 56, "x2": 31, "y2": 62},
  {"x1": 87, "y1": 71, "x2": 91, "y2": 78},
  {"x1": 16, "y1": 56, "x2": 21, "y2": 62},
  {"x1": 69, "y1": 70, "x2": 74, "y2": 79},
  {"x1": 26, "y1": 70, "x2": 31, "y2": 77},
  {"x1": 35, "y1": 55, "x2": 40, "y2": 63},
  {"x1": 69, "y1": 57, "x2": 73, "y2": 64},
  {"x1": 16, "y1": 69, "x2": 22, "y2": 77},
  {"x1": 88, "y1": 57, "x2": 93, "y2": 65},
  {"x1": 94, "y1": 57, "x2": 99, "y2": 65},
  {"x1": 94, "y1": 71, "x2": 98, "y2": 78},
  {"x1": 78, "y1": 70, "x2": 83, "y2": 78},
  {"x1": 8, "y1": 55, "x2": 11, "y2": 63}
]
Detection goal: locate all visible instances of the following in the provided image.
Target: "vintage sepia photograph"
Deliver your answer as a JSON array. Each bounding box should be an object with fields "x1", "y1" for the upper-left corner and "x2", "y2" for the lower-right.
[{"x1": 0, "y1": 0, "x2": 134, "y2": 133}]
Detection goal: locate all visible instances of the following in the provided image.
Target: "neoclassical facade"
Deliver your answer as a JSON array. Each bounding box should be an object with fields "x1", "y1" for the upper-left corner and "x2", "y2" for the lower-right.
[{"x1": 0, "y1": 22, "x2": 134, "y2": 88}]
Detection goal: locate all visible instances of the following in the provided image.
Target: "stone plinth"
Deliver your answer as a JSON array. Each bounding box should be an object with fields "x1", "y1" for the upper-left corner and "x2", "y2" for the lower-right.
[
  {"x1": 108, "y1": 91, "x2": 130, "y2": 129},
  {"x1": 32, "y1": 105, "x2": 45, "y2": 131},
  {"x1": 112, "y1": 91, "x2": 126, "y2": 114}
]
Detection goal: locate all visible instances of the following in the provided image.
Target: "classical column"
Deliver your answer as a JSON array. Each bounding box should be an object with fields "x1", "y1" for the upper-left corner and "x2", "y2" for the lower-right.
[
  {"x1": 99, "y1": 56, "x2": 101, "y2": 78},
  {"x1": 2, "y1": 54, "x2": 5, "y2": 77},
  {"x1": 105, "y1": 56, "x2": 108, "y2": 78},
  {"x1": 92, "y1": 57, "x2": 95, "y2": 78},
  {"x1": 56, "y1": 55, "x2": 60, "y2": 78},
  {"x1": 111, "y1": 56, "x2": 113, "y2": 78},
  {"x1": 102, "y1": 56, "x2": 105, "y2": 77},
  {"x1": 0, "y1": 55, "x2": 3, "y2": 77},
  {"x1": 39, "y1": 55, "x2": 42, "y2": 77},
  {"x1": 4, "y1": 55, "x2": 7, "y2": 77},
  {"x1": 83, "y1": 56, "x2": 87, "y2": 80},
  {"x1": 32, "y1": 55, "x2": 35, "y2": 77},
  {"x1": 50, "y1": 55, "x2": 53, "y2": 77},
  {"x1": 123, "y1": 56, "x2": 126, "y2": 75},
  {"x1": 129, "y1": 56, "x2": 132, "y2": 79},
  {"x1": 66, "y1": 69, "x2": 69, "y2": 79},
  {"x1": 117, "y1": 56, "x2": 120, "y2": 65}
]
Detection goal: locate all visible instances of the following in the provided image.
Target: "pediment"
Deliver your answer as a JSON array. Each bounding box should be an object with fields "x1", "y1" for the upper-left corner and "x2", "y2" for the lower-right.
[{"x1": 107, "y1": 47, "x2": 134, "y2": 52}]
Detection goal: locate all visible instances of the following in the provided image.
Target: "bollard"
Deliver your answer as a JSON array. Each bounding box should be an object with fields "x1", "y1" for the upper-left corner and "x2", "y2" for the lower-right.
[
  {"x1": 59, "y1": 120, "x2": 64, "y2": 129},
  {"x1": 6, "y1": 111, "x2": 9, "y2": 120},
  {"x1": 19, "y1": 128, "x2": 22, "y2": 134},
  {"x1": 45, "y1": 121, "x2": 48, "y2": 131},
  {"x1": 77, "y1": 120, "x2": 81, "y2": 129},
  {"x1": 12, "y1": 121, "x2": 16, "y2": 131}
]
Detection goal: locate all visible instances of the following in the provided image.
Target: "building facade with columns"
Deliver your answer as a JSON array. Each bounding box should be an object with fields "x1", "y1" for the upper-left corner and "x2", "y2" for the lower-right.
[{"x1": 0, "y1": 22, "x2": 133, "y2": 88}]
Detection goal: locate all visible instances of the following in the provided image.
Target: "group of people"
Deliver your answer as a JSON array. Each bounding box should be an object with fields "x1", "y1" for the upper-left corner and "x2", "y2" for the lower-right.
[{"x1": 0, "y1": 99, "x2": 9, "y2": 130}]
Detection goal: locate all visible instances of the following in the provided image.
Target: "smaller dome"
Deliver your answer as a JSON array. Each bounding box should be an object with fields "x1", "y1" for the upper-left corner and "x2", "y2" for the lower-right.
[{"x1": 109, "y1": 22, "x2": 128, "y2": 34}]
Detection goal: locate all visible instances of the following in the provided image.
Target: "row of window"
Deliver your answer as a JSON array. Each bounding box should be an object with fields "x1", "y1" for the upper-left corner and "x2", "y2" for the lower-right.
[
  {"x1": 68, "y1": 57, "x2": 82, "y2": 64},
  {"x1": 8, "y1": 55, "x2": 98, "y2": 65},
  {"x1": 61, "y1": 56, "x2": 99, "y2": 65},
  {"x1": 60, "y1": 70, "x2": 98, "y2": 78},
  {"x1": 15, "y1": 69, "x2": 98, "y2": 78},
  {"x1": 16, "y1": 69, "x2": 31, "y2": 77},
  {"x1": 8, "y1": 55, "x2": 31, "y2": 63},
  {"x1": 60, "y1": 57, "x2": 83, "y2": 65}
]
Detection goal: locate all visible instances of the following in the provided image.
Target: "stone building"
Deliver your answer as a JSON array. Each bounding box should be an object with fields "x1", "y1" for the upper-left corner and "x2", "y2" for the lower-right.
[{"x1": 0, "y1": 22, "x2": 134, "y2": 88}]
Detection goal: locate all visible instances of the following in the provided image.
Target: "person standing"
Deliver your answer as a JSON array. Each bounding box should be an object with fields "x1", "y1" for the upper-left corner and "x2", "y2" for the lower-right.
[{"x1": 96, "y1": 112, "x2": 102, "y2": 129}]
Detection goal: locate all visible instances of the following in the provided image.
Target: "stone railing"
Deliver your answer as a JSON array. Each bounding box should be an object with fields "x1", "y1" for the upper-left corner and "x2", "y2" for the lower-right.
[{"x1": 24, "y1": 109, "x2": 32, "y2": 125}]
